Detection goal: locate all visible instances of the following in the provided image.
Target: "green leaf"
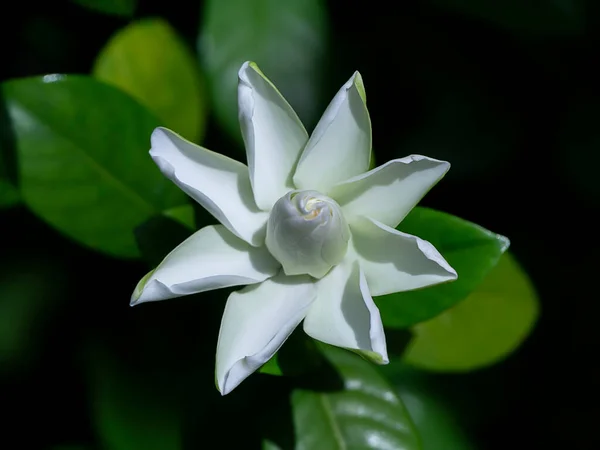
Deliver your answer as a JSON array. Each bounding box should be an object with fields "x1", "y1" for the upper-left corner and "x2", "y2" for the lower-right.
[
  {"x1": 260, "y1": 356, "x2": 283, "y2": 376},
  {"x1": 0, "y1": 178, "x2": 19, "y2": 208},
  {"x1": 375, "y1": 207, "x2": 509, "y2": 329},
  {"x1": 292, "y1": 345, "x2": 422, "y2": 450},
  {"x1": 71, "y1": 0, "x2": 136, "y2": 17},
  {"x1": 382, "y1": 364, "x2": 476, "y2": 450},
  {"x1": 94, "y1": 18, "x2": 207, "y2": 143},
  {"x1": 429, "y1": 0, "x2": 583, "y2": 35},
  {"x1": 0, "y1": 122, "x2": 19, "y2": 207},
  {"x1": 403, "y1": 252, "x2": 538, "y2": 372},
  {"x1": 198, "y1": 0, "x2": 327, "y2": 143},
  {"x1": 262, "y1": 441, "x2": 281, "y2": 450},
  {"x1": 162, "y1": 204, "x2": 195, "y2": 230},
  {"x1": 2, "y1": 75, "x2": 187, "y2": 258}
]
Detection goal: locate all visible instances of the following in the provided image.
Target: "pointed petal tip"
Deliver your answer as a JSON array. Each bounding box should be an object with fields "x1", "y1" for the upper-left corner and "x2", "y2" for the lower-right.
[
  {"x1": 216, "y1": 381, "x2": 228, "y2": 396},
  {"x1": 149, "y1": 126, "x2": 176, "y2": 149},
  {"x1": 350, "y1": 71, "x2": 366, "y2": 103},
  {"x1": 130, "y1": 270, "x2": 154, "y2": 306},
  {"x1": 414, "y1": 236, "x2": 458, "y2": 280},
  {"x1": 238, "y1": 61, "x2": 259, "y2": 80}
]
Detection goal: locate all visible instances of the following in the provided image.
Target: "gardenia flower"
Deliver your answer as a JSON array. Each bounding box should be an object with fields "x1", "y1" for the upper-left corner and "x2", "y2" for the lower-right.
[{"x1": 131, "y1": 61, "x2": 457, "y2": 395}]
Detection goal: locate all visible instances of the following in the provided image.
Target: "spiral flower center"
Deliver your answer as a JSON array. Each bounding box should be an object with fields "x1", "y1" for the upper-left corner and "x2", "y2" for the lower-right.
[{"x1": 265, "y1": 190, "x2": 350, "y2": 279}]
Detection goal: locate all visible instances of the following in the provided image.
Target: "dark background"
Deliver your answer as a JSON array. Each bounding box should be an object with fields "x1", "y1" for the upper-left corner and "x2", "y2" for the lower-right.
[{"x1": 1, "y1": 0, "x2": 598, "y2": 449}]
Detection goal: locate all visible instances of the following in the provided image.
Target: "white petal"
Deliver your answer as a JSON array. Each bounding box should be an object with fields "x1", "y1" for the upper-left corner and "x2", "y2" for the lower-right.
[
  {"x1": 238, "y1": 62, "x2": 309, "y2": 211},
  {"x1": 303, "y1": 258, "x2": 388, "y2": 364},
  {"x1": 329, "y1": 155, "x2": 450, "y2": 228},
  {"x1": 131, "y1": 225, "x2": 279, "y2": 306},
  {"x1": 351, "y1": 216, "x2": 457, "y2": 296},
  {"x1": 216, "y1": 273, "x2": 316, "y2": 395},
  {"x1": 293, "y1": 72, "x2": 371, "y2": 193},
  {"x1": 150, "y1": 127, "x2": 268, "y2": 246}
]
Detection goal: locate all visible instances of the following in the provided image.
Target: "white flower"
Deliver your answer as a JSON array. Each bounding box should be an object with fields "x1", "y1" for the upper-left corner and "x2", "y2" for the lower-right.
[{"x1": 131, "y1": 61, "x2": 457, "y2": 395}]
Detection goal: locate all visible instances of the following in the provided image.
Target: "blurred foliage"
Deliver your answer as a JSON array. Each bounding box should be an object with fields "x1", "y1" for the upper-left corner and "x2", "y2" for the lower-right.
[
  {"x1": 1, "y1": 0, "x2": 597, "y2": 448},
  {"x1": 404, "y1": 252, "x2": 539, "y2": 371},
  {"x1": 198, "y1": 0, "x2": 327, "y2": 144},
  {"x1": 0, "y1": 256, "x2": 67, "y2": 372}
]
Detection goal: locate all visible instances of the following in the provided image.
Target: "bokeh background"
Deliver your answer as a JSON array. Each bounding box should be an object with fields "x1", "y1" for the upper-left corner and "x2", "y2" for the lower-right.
[{"x1": 1, "y1": 0, "x2": 598, "y2": 449}]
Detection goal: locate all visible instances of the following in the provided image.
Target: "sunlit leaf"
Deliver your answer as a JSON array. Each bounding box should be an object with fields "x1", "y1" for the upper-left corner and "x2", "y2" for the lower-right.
[
  {"x1": 404, "y1": 252, "x2": 538, "y2": 371},
  {"x1": 94, "y1": 18, "x2": 207, "y2": 143}
]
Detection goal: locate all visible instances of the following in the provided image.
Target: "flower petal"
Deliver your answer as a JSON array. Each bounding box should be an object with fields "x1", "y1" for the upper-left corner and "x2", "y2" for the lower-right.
[
  {"x1": 303, "y1": 258, "x2": 388, "y2": 364},
  {"x1": 350, "y1": 216, "x2": 457, "y2": 296},
  {"x1": 131, "y1": 225, "x2": 279, "y2": 306},
  {"x1": 216, "y1": 273, "x2": 316, "y2": 395},
  {"x1": 293, "y1": 72, "x2": 371, "y2": 193},
  {"x1": 150, "y1": 127, "x2": 268, "y2": 245},
  {"x1": 329, "y1": 155, "x2": 450, "y2": 228},
  {"x1": 238, "y1": 62, "x2": 309, "y2": 211}
]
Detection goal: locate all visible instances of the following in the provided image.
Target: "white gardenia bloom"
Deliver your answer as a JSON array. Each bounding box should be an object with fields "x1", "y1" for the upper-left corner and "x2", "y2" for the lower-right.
[{"x1": 131, "y1": 61, "x2": 457, "y2": 395}]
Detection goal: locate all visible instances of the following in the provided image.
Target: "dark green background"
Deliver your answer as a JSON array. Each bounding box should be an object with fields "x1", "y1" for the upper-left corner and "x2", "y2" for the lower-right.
[{"x1": 1, "y1": 0, "x2": 598, "y2": 448}]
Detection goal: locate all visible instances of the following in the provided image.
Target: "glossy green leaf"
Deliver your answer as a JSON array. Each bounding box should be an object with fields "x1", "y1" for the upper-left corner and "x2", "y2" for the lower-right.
[
  {"x1": 94, "y1": 18, "x2": 207, "y2": 143},
  {"x1": 1, "y1": 75, "x2": 187, "y2": 258},
  {"x1": 382, "y1": 364, "x2": 475, "y2": 450},
  {"x1": 71, "y1": 0, "x2": 136, "y2": 17},
  {"x1": 198, "y1": 0, "x2": 327, "y2": 142},
  {"x1": 404, "y1": 252, "x2": 538, "y2": 372},
  {"x1": 292, "y1": 345, "x2": 422, "y2": 450},
  {"x1": 0, "y1": 179, "x2": 19, "y2": 207},
  {"x1": 375, "y1": 207, "x2": 509, "y2": 329},
  {"x1": 429, "y1": 0, "x2": 583, "y2": 35}
]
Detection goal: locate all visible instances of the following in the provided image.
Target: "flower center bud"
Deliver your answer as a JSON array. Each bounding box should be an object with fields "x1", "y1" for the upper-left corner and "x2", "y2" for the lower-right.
[{"x1": 265, "y1": 190, "x2": 350, "y2": 279}]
